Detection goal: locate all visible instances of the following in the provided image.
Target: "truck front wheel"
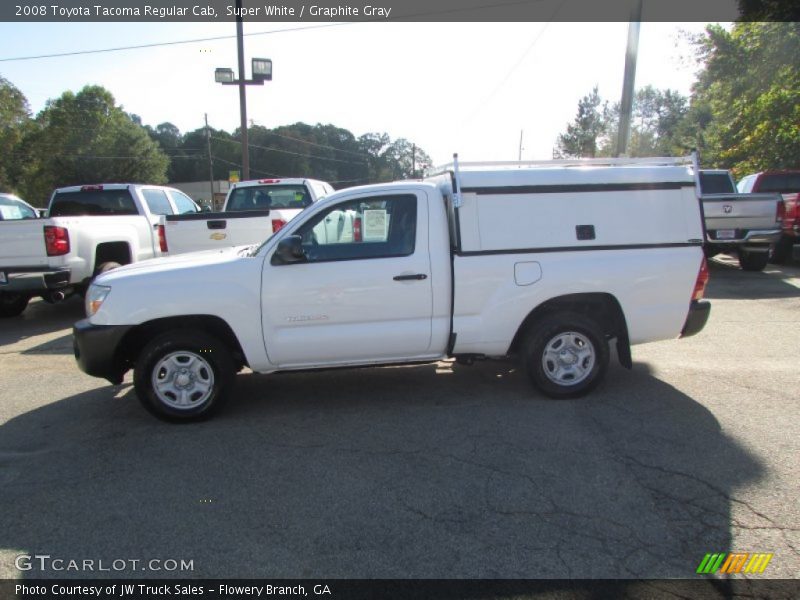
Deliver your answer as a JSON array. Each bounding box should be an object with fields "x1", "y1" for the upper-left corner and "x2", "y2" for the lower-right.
[
  {"x1": 522, "y1": 312, "x2": 609, "y2": 399},
  {"x1": 133, "y1": 330, "x2": 235, "y2": 421}
]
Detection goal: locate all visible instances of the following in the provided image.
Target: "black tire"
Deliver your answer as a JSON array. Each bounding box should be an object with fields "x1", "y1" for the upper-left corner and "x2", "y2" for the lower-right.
[
  {"x1": 522, "y1": 312, "x2": 609, "y2": 399},
  {"x1": 133, "y1": 330, "x2": 235, "y2": 422},
  {"x1": 738, "y1": 250, "x2": 769, "y2": 272},
  {"x1": 768, "y1": 237, "x2": 792, "y2": 264},
  {"x1": 93, "y1": 261, "x2": 122, "y2": 278},
  {"x1": 0, "y1": 292, "x2": 30, "y2": 318}
]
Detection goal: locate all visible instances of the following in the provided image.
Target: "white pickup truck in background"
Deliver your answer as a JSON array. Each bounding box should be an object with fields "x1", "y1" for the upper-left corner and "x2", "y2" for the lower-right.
[
  {"x1": 74, "y1": 156, "x2": 710, "y2": 421},
  {"x1": 0, "y1": 183, "x2": 200, "y2": 317},
  {"x1": 160, "y1": 178, "x2": 334, "y2": 254},
  {"x1": 698, "y1": 169, "x2": 783, "y2": 271}
]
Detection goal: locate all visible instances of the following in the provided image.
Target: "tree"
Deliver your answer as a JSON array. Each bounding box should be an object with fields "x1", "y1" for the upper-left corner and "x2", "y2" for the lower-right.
[
  {"x1": 599, "y1": 86, "x2": 689, "y2": 157},
  {"x1": 554, "y1": 86, "x2": 608, "y2": 158},
  {"x1": 688, "y1": 22, "x2": 800, "y2": 175},
  {"x1": 16, "y1": 86, "x2": 168, "y2": 204},
  {"x1": 0, "y1": 76, "x2": 31, "y2": 192}
]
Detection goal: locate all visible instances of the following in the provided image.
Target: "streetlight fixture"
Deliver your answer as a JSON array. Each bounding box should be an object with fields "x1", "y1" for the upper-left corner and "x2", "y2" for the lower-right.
[
  {"x1": 252, "y1": 59, "x2": 273, "y2": 82},
  {"x1": 214, "y1": 68, "x2": 234, "y2": 84},
  {"x1": 213, "y1": 0, "x2": 272, "y2": 180}
]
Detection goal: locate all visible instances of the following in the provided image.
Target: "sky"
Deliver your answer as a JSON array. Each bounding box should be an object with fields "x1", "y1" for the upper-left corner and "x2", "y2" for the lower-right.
[{"x1": 0, "y1": 21, "x2": 717, "y2": 167}]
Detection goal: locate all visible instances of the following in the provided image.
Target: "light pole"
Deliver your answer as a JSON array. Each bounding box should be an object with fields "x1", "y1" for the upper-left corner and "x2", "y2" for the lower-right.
[{"x1": 214, "y1": 0, "x2": 272, "y2": 180}]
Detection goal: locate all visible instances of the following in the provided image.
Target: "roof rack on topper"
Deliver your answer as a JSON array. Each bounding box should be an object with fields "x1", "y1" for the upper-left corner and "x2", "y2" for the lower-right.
[{"x1": 430, "y1": 154, "x2": 694, "y2": 176}]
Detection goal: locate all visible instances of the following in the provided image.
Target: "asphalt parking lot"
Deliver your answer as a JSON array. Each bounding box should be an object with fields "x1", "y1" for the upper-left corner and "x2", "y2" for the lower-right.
[{"x1": 1, "y1": 255, "x2": 799, "y2": 580}]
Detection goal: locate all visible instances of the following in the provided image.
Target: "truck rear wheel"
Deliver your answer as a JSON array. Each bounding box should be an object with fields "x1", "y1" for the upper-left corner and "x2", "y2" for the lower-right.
[
  {"x1": 0, "y1": 292, "x2": 30, "y2": 318},
  {"x1": 133, "y1": 330, "x2": 235, "y2": 422},
  {"x1": 522, "y1": 312, "x2": 609, "y2": 399},
  {"x1": 738, "y1": 249, "x2": 769, "y2": 271}
]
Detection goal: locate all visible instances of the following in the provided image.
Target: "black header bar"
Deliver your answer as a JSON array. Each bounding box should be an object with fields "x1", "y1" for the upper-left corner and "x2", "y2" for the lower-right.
[{"x1": 3, "y1": 0, "x2": 796, "y2": 23}]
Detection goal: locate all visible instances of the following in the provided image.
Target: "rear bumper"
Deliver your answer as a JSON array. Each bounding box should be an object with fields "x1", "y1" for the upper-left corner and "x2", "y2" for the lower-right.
[
  {"x1": 681, "y1": 300, "x2": 711, "y2": 338},
  {"x1": 73, "y1": 319, "x2": 132, "y2": 384},
  {"x1": 0, "y1": 266, "x2": 71, "y2": 293},
  {"x1": 706, "y1": 229, "x2": 782, "y2": 246}
]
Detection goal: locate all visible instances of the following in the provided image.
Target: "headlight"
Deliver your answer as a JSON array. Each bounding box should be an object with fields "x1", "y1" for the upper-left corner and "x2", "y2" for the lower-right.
[{"x1": 85, "y1": 284, "x2": 111, "y2": 317}]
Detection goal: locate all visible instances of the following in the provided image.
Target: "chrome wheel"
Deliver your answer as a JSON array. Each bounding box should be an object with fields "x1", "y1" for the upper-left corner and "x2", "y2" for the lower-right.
[
  {"x1": 541, "y1": 331, "x2": 596, "y2": 386},
  {"x1": 151, "y1": 351, "x2": 215, "y2": 410}
]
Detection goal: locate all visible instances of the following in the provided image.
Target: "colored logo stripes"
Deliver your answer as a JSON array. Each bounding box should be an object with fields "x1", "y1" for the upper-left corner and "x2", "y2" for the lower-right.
[{"x1": 697, "y1": 552, "x2": 773, "y2": 574}]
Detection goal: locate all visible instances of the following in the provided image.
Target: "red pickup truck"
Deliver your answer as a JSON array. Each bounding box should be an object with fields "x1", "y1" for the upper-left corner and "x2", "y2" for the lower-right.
[{"x1": 737, "y1": 171, "x2": 800, "y2": 263}]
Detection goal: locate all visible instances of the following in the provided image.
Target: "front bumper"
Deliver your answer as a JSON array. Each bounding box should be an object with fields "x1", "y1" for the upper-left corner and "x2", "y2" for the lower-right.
[
  {"x1": 681, "y1": 300, "x2": 711, "y2": 338},
  {"x1": 0, "y1": 266, "x2": 70, "y2": 293},
  {"x1": 73, "y1": 319, "x2": 133, "y2": 384}
]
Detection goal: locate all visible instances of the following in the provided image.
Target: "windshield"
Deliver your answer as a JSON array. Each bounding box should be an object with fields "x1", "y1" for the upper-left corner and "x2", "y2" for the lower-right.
[
  {"x1": 50, "y1": 189, "x2": 138, "y2": 216},
  {"x1": 0, "y1": 195, "x2": 37, "y2": 220},
  {"x1": 226, "y1": 184, "x2": 312, "y2": 212}
]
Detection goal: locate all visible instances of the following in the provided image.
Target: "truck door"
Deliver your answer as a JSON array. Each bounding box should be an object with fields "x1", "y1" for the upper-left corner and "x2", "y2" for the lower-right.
[{"x1": 261, "y1": 191, "x2": 434, "y2": 367}]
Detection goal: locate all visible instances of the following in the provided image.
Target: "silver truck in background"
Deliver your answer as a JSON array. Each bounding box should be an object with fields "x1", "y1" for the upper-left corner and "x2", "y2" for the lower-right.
[{"x1": 699, "y1": 169, "x2": 783, "y2": 271}]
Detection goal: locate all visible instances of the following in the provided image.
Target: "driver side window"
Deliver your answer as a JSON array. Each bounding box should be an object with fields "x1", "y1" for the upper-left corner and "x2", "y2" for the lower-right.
[{"x1": 294, "y1": 194, "x2": 417, "y2": 263}]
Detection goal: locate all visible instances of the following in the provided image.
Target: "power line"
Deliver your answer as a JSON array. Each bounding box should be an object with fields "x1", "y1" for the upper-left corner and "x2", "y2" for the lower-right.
[
  {"x1": 265, "y1": 131, "x2": 371, "y2": 158},
  {"x1": 0, "y1": 1, "x2": 546, "y2": 64},
  {"x1": 211, "y1": 155, "x2": 283, "y2": 178},
  {"x1": 462, "y1": 0, "x2": 566, "y2": 125},
  {"x1": 0, "y1": 22, "x2": 356, "y2": 63},
  {"x1": 210, "y1": 135, "x2": 367, "y2": 165}
]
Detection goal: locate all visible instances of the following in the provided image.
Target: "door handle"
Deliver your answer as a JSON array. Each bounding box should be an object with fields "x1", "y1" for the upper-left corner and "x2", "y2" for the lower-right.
[
  {"x1": 393, "y1": 273, "x2": 427, "y2": 281},
  {"x1": 207, "y1": 220, "x2": 227, "y2": 230}
]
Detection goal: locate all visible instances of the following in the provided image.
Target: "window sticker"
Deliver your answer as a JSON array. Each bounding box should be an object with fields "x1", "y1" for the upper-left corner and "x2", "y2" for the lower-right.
[{"x1": 362, "y1": 209, "x2": 389, "y2": 241}]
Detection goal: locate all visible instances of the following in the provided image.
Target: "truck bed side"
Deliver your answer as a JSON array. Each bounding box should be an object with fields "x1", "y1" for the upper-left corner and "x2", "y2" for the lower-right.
[{"x1": 441, "y1": 168, "x2": 704, "y2": 354}]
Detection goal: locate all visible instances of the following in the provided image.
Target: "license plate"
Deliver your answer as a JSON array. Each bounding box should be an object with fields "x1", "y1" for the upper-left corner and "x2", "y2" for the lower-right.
[
  {"x1": 716, "y1": 229, "x2": 736, "y2": 240},
  {"x1": 0, "y1": 271, "x2": 6, "y2": 284}
]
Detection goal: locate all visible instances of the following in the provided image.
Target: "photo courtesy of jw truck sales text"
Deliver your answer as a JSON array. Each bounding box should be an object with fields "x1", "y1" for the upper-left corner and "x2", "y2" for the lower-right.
[{"x1": 73, "y1": 155, "x2": 710, "y2": 421}]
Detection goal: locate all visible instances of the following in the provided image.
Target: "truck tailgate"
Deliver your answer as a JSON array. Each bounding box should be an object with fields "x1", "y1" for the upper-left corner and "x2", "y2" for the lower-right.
[
  {"x1": 0, "y1": 220, "x2": 48, "y2": 266},
  {"x1": 703, "y1": 193, "x2": 780, "y2": 232},
  {"x1": 163, "y1": 210, "x2": 273, "y2": 254}
]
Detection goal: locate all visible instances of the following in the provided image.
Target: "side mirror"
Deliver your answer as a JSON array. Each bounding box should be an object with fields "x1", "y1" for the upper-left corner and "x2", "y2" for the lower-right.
[{"x1": 272, "y1": 235, "x2": 306, "y2": 265}]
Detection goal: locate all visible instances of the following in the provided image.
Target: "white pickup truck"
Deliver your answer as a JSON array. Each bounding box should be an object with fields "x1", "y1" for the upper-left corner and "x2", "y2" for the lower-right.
[
  {"x1": 699, "y1": 169, "x2": 782, "y2": 271},
  {"x1": 0, "y1": 184, "x2": 200, "y2": 317},
  {"x1": 74, "y1": 156, "x2": 711, "y2": 421},
  {"x1": 160, "y1": 178, "x2": 334, "y2": 254}
]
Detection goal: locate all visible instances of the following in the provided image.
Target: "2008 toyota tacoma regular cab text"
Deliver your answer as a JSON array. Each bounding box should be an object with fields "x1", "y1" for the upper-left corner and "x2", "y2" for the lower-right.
[{"x1": 73, "y1": 156, "x2": 711, "y2": 421}]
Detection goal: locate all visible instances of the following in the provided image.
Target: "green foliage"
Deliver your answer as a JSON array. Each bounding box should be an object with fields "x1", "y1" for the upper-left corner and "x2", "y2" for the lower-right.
[
  {"x1": 554, "y1": 86, "x2": 607, "y2": 158},
  {"x1": 0, "y1": 75, "x2": 30, "y2": 192},
  {"x1": 688, "y1": 22, "x2": 800, "y2": 177},
  {"x1": 14, "y1": 86, "x2": 168, "y2": 205},
  {"x1": 0, "y1": 76, "x2": 435, "y2": 202},
  {"x1": 146, "y1": 121, "x2": 431, "y2": 189},
  {"x1": 598, "y1": 86, "x2": 689, "y2": 157},
  {"x1": 555, "y1": 85, "x2": 689, "y2": 159}
]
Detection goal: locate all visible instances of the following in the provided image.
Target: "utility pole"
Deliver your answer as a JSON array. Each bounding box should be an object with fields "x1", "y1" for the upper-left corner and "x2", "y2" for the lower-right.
[
  {"x1": 518, "y1": 130, "x2": 524, "y2": 161},
  {"x1": 205, "y1": 113, "x2": 214, "y2": 210},
  {"x1": 214, "y1": 0, "x2": 271, "y2": 182},
  {"x1": 615, "y1": 0, "x2": 643, "y2": 157},
  {"x1": 235, "y1": 0, "x2": 249, "y2": 180},
  {"x1": 412, "y1": 144, "x2": 416, "y2": 178}
]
